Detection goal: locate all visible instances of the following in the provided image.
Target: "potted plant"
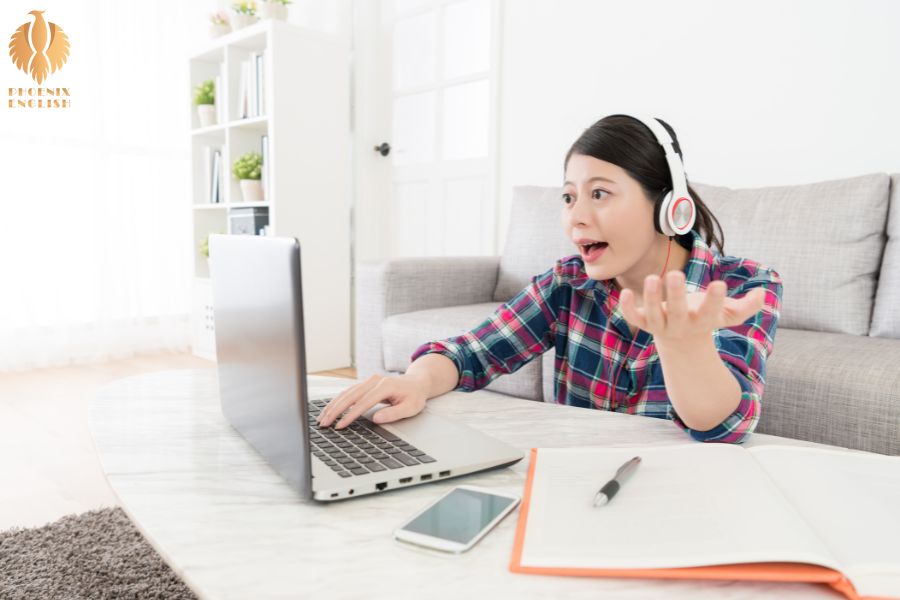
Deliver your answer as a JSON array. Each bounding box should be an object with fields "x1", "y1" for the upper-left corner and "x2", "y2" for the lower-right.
[
  {"x1": 200, "y1": 233, "x2": 211, "y2": 262},
  {"x1": 233, "y1": 151, "x2": 264, "y2": 202},
  {"x1": 259, "y1": 0, "x2": 291, "y2": 21},
  {"x1": 231, "y1": 1, "x2": 259, "y2": 30},
  {"x1": 200, "y1": 232, "x2": 224, "y2": 268},
  {"x1": 209, "y1": 11, "x2": 231, "y2": 37},
  {"x1": 193, "y1": 79, "x2": 216, "y2": 128}
]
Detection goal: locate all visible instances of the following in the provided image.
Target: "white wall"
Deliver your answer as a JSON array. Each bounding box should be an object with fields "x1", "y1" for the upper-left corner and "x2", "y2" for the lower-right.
[
  {"x1": 0, "y1": 1, "x2": 215, "y2": 370},
  {"x1": 495, "y1": 0, "x2": 900, "y2": 251}
]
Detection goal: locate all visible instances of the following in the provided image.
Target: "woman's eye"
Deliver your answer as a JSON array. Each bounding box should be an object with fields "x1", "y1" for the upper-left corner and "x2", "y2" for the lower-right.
[
  {"x1": 562, "y1": 193, "x2": 573, "y2": 204},
  {"x1": 592, "y1": 189, "x2": 607, "y2": 200}
]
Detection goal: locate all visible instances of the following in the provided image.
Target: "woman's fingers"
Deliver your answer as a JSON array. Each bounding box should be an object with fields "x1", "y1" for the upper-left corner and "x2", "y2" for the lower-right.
[
  {"x1": 318, "y1": 376, "x2": 379, "y2": 426},
  {"x1": 697, "y1": 280, "x2": 727, "y2": 326},
  {"x1": 643, "y1": 275, "x2": 665, "y2": 331},
  {"x1": 723, "y1": 287, "x2": 767, "y2": 327},
  {"x1": 334, "y1": 379, "x2": 395, "y2": 429},
  {"x1": 618, "y1": 288, "x2": 647, "y2": 330}
]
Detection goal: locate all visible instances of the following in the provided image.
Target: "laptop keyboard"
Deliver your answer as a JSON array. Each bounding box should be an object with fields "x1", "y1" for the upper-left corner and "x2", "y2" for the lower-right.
[{"x1": 307, "y1": 399, "x2": 437, "y2": 479}]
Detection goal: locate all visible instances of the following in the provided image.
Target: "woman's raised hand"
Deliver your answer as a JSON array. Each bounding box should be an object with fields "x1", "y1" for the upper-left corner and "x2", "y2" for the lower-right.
[
  {"x1": 619, "y1": 271, "x2": 767, "y2": 345},
  {"x1": 316, "y1": 373, "x2": 429, "y2": 430}
]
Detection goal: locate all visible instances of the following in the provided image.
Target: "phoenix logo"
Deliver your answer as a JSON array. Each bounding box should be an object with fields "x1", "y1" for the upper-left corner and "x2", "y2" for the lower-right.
[{"x1": 9, "y1": 10, "x2": 70, "y2": 85}]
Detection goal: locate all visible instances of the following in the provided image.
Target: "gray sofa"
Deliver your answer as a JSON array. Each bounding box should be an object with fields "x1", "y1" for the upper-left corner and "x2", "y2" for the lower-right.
[{"x1": 355, "y1": 173, "x2": 900, "y2": 455}]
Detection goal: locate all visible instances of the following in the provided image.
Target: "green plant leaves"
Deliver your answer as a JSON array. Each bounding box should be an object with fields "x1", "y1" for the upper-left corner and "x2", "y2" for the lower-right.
[
  {"x1": 232, "y1": 151, "x2": 263, "y2": 180},
  {"x1": 193, "y1": 79, "x2": 215, "y2": 105}
]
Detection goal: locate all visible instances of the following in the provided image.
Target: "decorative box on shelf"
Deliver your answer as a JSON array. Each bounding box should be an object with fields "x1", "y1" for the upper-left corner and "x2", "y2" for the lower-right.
[{"x1": 230, "y1": 206, "x2": 269, "y2": 235}]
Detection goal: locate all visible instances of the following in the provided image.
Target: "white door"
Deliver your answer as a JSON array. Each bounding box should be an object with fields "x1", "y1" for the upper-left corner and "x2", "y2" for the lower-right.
[{"x1": 353, "y1": 0, "x2": 501, "y2": 262}]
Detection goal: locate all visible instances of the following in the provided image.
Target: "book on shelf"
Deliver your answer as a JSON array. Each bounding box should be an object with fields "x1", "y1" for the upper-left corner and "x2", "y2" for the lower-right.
[
  {"x1": 249, "y1": 54, "x2": 256, "y2": 117},
  {"x1": 238, "y1": 60, "x2": 248, "y2": 119},
  {"x1": 510, "y1": 444, "x2": 900, "y2": 600},
  {"x1": 255, "y1": 52, "x2": 264, "y2": 116},
  {"x1": 211, "y1": 150, "x2": 221, "y2": 204},
  {"x1": 238, "y1": 51, "x2": 265, "y2": 119},
  {"x1": 203, "y1": 145, "x2": 222, "y2": 204}
]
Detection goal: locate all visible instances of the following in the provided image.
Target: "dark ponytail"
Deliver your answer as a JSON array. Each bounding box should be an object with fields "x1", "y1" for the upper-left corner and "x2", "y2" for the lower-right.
[{"x1": 563, "y1": 114, "x2": 725, "y2": 255}]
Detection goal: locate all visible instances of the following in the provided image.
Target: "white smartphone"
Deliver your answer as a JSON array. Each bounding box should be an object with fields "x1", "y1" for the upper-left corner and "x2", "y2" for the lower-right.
[{"x1": 392, "y1": 485, "x2": 521, "y2": 554}]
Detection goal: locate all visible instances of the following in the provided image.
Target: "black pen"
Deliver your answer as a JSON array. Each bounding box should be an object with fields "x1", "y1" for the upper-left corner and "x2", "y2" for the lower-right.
[{"x1": 593, "y1": 456, "x2": 641, "y2": 507}]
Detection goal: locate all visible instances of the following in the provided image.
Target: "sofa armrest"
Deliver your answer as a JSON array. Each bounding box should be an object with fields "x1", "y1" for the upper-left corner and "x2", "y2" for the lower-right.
[{"x1": 354, "y1": 256, "x2": 501, "y2": 378}]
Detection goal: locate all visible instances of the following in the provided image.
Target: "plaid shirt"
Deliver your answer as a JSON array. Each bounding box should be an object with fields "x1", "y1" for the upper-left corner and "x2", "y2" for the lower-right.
[{"x1": 410, "y1": 230, "x2": 784, "y2": 444}]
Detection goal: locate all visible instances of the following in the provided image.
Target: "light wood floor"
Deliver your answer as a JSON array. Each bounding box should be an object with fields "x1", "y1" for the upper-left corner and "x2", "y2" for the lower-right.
[{"x1": 0, "y1": 353, "x2": 357, "y2": 532}]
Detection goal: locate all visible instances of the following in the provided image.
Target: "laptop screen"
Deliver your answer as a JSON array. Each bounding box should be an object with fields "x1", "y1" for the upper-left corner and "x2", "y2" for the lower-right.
[{"x1": 208, "y1": 234, "x2": 312, "y2": 499}]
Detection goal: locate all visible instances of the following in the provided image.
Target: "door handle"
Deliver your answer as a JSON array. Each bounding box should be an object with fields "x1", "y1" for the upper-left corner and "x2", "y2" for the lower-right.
[{"x1": 373, "y1": 142, "x2": 391, "y2": 157}]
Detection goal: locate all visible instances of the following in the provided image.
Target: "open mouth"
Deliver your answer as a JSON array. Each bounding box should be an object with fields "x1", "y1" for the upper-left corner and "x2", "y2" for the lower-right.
[{"x1": 579, "y1": 242, "x2": 608, "y2": 262}]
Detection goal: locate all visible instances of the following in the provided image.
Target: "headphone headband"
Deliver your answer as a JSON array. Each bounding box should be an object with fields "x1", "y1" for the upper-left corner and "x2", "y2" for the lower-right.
[
  {"x1": 604, "y1": 113, "x2": 696, "y2": 237},
  {"x1": 626, "y1": 114, "x2": 689, "y2": 199}
]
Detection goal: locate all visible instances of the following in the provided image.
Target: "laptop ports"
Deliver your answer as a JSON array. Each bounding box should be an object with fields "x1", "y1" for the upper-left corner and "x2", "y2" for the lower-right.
[
  {"x1": 420, "y1": 474, "x2": 432, "y2": 481},
  {"x1": 399, "y1": 477, "x2": 412, "y2": 484},
  {"x1": 375, "y1": 482, "x2": 388, "y2": 491},
  {"x1": 439, "y1": 470, "x2": 451, "y2": 477}
]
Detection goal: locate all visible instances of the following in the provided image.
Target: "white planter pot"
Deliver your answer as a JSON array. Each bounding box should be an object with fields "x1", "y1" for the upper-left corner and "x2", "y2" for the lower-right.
[
  {"x1": 260, "y1": 2, "x2": 288, "y2": 21},
  {"x1": 209, "y1": 23, "x2": 231, "y2": 38},
  {"x1": 197, "y1": 104, "x2": 216, "y2": 128},
  {"x1": 239, "y1": 179, "x2": 264, "y2": 203},
  {"x1": 231, "y1": 12, "x2": 258, "y2": 29}
]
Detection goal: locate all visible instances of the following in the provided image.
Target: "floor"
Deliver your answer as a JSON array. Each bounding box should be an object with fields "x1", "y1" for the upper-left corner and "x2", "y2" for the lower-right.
[{"x1": 0, "y1": 352, "x2": 357, "y2": 532}]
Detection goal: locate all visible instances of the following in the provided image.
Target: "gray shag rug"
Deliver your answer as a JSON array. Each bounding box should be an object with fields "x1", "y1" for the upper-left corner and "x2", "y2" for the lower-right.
[{"x1": 0, "y1": 507, "x2": 197, "y2": 599}]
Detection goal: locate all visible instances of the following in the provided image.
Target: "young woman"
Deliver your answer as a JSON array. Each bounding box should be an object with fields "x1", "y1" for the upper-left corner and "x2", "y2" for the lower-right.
[{"x1": 319, "y1": 114, "x2": 783, "y2": 444}]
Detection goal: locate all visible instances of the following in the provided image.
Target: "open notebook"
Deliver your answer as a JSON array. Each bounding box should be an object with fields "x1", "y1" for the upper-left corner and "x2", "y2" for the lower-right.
[{"x1": 509, "y1": 444, "x2": 900, "y2": 600}]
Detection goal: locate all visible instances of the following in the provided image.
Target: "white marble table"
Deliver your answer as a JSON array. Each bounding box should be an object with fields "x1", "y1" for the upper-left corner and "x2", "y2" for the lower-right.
[{"x1": 88, "y1": 369, "x2": 844, "y2": 600}]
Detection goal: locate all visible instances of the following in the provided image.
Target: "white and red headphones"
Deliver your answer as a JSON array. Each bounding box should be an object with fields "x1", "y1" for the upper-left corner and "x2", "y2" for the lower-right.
[{"x1": 611, "y1": 114, "x2": 697, "y2": 237}]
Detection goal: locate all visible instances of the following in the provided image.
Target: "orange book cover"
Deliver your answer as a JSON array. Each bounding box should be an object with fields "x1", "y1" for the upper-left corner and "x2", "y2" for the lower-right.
[{"x1": 508, "y1": 448, "x2": 895, "y2": 600}]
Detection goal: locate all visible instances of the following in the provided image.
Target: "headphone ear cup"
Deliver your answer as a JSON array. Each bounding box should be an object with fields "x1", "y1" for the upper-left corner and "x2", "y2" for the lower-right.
[{"x1": 669, "y1": 195, "x2": 696, "y2": 235}]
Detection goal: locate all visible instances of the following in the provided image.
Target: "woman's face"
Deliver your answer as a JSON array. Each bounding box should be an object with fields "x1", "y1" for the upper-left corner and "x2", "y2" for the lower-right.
[{"x1": 561, "y1": 153, "x2": 660, "y2": 284}]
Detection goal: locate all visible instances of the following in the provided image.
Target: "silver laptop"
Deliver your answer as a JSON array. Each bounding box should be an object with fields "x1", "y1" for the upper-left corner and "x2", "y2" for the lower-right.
[{"x1": 208, "y1": 234, "x2": 523, "y2": 502}]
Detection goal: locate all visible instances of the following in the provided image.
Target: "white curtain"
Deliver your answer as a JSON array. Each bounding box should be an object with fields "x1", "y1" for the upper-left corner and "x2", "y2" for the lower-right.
[{"x1": 0, "y1": 1, "x2": 213, "y2": 372}]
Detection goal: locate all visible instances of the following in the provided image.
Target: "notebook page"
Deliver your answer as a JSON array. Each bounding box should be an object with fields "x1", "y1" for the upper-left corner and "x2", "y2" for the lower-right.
[
  {"x1": 519, "y1": 445, "x2": 841, "y2": 571},
  {"x1": 748, "y1": 445, "x2": 900, "y2": 598}
]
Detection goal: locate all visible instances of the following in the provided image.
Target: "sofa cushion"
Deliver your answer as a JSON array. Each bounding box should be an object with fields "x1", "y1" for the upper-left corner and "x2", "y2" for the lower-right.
[
  {"x1": 870, "y1": 174, "x2": 900, "y2": 339},
  {"x1": 493, "y1": 185, "x2": 574, "y2": 302},
  {"x1": 381, "y1": 302, "x2": 544, "y2": 401},
  {"x1": 693, "y1": 174, "x2": 890, "y2": 336},
  {"x1": 760, "y1": 327, "x2": 900, "y2": 455},
  {"x1": 542, "y1": 351, "x2": 555, "y2": 403}
]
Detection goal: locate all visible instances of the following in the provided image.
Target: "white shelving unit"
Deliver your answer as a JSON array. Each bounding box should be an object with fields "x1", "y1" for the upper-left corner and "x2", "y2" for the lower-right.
[{"x1": 188, "y1": 20, "x2": 351, "y2": 372}]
